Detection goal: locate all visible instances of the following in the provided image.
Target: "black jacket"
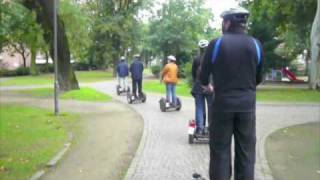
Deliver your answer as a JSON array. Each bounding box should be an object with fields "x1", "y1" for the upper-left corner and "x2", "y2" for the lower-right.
[
  {"x1": 130, "y1": 59, "x2": 144, "y2": 80},
  {"x1": 191, "y1": 55, "x2": 210, "y2": 95},
  {"x1": 200, "y1": 32, "x2": 264, "y2": 112}
]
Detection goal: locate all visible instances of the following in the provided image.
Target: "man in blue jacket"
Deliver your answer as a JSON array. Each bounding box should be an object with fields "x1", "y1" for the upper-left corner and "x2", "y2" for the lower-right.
[
  {"x1": 130, "y1": 54, "x2": 144, "y2": 98},
  {"x1": 117, "y1": 56, "x2": 129, "y2": 91},
  {"x1": 200, "y1": 7, "x2": 264, "y2": 180}
]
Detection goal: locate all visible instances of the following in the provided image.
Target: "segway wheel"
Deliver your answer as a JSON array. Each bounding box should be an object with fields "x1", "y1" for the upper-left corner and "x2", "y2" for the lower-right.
[
  {"x1": 159, "y1": 98, "x2": 166, "y2": 112},
  {"x1": 127, "y1": 94, "x2": 132, "y2": 104},
  {"x1": 116, "y1": 85, "x2": 121, "y2": 95},
  {"x1": 176, "y1": 97, "x2": 182, "y2": 111},
  {"x1": 188, "y1": 134, "x2": 194, "y2": 144},
  {"x1": 141, "y1": 93, "x2": 147, "y2": 103}
]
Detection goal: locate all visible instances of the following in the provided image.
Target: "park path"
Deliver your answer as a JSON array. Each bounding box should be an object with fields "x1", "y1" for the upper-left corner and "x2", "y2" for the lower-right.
[
  {"x1": 90, "y1": 81, "x2": 320, "y2": 180},
  {"x1": 0, "y1": 92, "x2": 143, "y2": 180}
]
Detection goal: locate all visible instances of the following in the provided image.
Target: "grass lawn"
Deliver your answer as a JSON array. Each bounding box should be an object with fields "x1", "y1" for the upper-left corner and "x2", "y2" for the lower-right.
[
  {"x1": 0, "y1": 71, "x2": 113, "y2": 86},
  {"x1": 0, "y1": 104, "x2": 78, "y2": 180},
  {"x1": 265, "y1": 122, "x2": 320, "y2": 180},
  {"x1": 15, "y1": 87, "x2": 112, "y2": 102},
  {"x1": 143, "y1": 80, "x2": 320, "y2": 103}
]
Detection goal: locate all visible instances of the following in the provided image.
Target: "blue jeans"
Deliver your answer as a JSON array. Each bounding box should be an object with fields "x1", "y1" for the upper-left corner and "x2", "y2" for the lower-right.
[
  {"x1": 194, "y1": 94, "x2": 212, "y2": 133},
  {"x1": 166, "y1": 84, "x2": 176, "y2": 105}
]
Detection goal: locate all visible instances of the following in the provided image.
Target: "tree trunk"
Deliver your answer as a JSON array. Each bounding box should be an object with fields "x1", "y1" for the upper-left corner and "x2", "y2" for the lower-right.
[
  {"x1": 45, "y1": 51, "x2": 50, "y2": 73},
  {"x1": 23, "y1": 0, "x2": 79, "y2": 91},
  {"x1": 30, "y1": 47, "x2": 39, "y2": 75},
  {"x1": 22, "y1": 54, "x2": 27, "y2": 68},
  {"x1": 310, "y1": 0, "x2": 320, "y2": 89}
]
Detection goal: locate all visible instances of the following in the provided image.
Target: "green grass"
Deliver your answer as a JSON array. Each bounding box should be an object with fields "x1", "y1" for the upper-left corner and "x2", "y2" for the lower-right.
[
  {"x1": 265, "y1": 122, "x2": 320, "y2": 180},
  {"x1": 0, "y1": 71, "x2": 113, "y2": 86},
  {"x1": 0, "y1": 104, "x2": 78, "y2": 180},
  {"x1": 144, "y1": 80, "x2": 191, "y2": 97},
  {"x1": 143, "y1": 80, "x2": 320, "y2": 102},
  {"x1": 15, "y1": 87, "x2": 112, "y2": 102}
]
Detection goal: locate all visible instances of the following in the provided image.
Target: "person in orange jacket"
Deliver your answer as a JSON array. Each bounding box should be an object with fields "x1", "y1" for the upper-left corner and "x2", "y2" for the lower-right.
[{"x1": 161, "y1": 55, "x2": 178, "y2": 106}]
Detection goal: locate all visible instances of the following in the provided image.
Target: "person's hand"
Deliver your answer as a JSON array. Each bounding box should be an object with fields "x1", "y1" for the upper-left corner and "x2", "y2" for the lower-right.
[{"x1": 201, "y1": 84, "x2": 214, "y2": 93}]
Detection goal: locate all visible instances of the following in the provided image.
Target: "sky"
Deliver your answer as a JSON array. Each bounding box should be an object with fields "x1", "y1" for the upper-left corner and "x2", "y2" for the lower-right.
[
  {"x1": 147, "y1": 0, "x2": 240, "y2": 28},
  {"x1": 204, "y1": 0, "x2": 240, "y2": 28}
]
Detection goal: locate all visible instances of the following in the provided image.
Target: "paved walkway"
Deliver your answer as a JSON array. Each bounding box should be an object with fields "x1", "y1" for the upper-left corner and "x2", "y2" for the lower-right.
[
  {"x1": 0, "y1": 92, "x2": 143, "y2": 180},
  {"x1": 90, "y1": 81, "x2": 320, "y2": 180}
]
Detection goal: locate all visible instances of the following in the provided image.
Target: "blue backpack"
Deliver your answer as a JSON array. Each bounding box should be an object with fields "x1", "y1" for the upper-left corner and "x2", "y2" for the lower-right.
[{"x1": 211, "y1": 37, "x2": 262, "y2": 66}]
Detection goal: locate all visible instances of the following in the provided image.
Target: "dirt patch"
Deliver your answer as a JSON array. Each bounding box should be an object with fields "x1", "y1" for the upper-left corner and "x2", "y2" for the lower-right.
[{"x1": 265, "y1": 122, "x2": 320, "y2": 180}]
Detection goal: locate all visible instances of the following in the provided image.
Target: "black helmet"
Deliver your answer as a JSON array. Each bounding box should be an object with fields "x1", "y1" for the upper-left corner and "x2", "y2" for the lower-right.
[{"x1": 221, "y1": 7, "x2": 250, "y2": 23}]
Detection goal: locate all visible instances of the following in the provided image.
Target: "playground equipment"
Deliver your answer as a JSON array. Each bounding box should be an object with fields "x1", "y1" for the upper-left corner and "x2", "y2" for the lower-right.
[{"x1": 281, "y1": 68, "x2": 304, "y2": 82}]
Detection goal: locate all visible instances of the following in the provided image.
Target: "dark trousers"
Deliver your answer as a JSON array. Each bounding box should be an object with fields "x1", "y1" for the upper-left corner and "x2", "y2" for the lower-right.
[
  {"x1": 132, "y1": 79, "x2": 142, "y2": 97},
  {"x1": 209, "y1": 111, "x2": 256, "y2": 180}
]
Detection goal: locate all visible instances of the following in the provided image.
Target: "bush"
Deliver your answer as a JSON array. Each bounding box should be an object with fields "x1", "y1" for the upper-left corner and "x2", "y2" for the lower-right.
[
  {"x1": 16, "y1": 67, "x2": 30, "y2": 76},
  {"x1": 182, "y1": 62, "x2": 193, "y2": 87},
  {"x1": 151, "y1": 65, "x2": 161, "y2": 78},
  {"x1": 0, "y1": 67, "x2": 30, "y2": 77},
  {"x1": 38, "y1": 64, "x2": 54, "y2": 73}
]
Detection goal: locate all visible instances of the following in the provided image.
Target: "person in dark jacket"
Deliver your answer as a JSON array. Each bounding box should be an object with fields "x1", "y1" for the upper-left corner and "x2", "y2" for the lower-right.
[
  {"x1": 191, "y1": 39, "x2": 213, "y2": 135},
  {"x1": 130, "y1": 54, "x2": 144, "y2": 97},
  {"x1": 200, "y1": 7, "x2": 264, "y2": 180},
  {"x1": 117, "y1": 56, "x2": 129, "y2": 91}
]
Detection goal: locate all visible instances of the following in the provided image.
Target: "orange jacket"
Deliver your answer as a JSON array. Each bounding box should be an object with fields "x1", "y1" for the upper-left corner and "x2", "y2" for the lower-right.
[{"x1": 162, "y1": 62, "x2": 178, "y2": 84}]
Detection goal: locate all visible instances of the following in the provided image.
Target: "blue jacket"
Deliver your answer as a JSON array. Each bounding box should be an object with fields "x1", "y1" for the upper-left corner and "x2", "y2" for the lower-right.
[
  {"x1": 117, "y1": 61, "x2": 129, "y2": 77},
  {"x1": 130, "y1": 59, "x2": 144, "y2": 80}
]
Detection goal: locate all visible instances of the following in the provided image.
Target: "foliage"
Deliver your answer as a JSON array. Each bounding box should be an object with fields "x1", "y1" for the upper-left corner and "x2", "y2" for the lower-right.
[
  {"x1": 242, "y1": 0, "x2": 317, "y2": 72},
  {"x1": 151, "y1": 65, "x2": 161, "y2": 77},
  {"x1": 146, "y1": 0, "x2": 215, "y2": 65},
  {"x1": 0, "y1": 104, "x2": 77, "y2": 180},
  {"x1": 182, "y1": 62, "x2": 193, "y2": 87},
  {"x1": 85, "y1": 0, "x2": 147, "y2": 70},
  {"x1": 59, "y1": 0, "x2": 92, "y2": 62},
  {"x1": 0, "y1": 67, "x2": 30, "y2": 77}
]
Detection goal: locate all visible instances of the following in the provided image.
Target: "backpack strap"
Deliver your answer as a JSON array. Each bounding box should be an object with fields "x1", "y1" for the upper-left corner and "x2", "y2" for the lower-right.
[
  {"x1": 252, "y1": 38, "x2": 262, "y2": 65},
  {"x1": 211, "y1": 37, "x2": 223, "y2": 64}
]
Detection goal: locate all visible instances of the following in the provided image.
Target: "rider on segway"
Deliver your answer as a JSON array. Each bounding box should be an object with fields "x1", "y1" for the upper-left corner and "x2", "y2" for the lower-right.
[
  {"x1": 129, "y1": 54, "x2": 144, "y2": 99},
  {"x1": 161, "y1": 55, "x2": 179, "y2": 108},
  {"x1": 191, "y1": 40, "x2": 213, "y2": 136},
  {"x1": 116, "y1": 56, "x2": 129, "y2": 94}
]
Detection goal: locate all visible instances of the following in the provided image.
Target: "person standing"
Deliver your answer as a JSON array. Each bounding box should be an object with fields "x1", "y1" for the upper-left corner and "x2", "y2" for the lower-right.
[
  {"x1": 130, "y1": 54, "x2": 144, "y2": 98},
  {"x1": 117, "y1": 56, "x2": 129, "y2": 91},
  {"x1": 191, "y1": 40, "x2": 213, "y2": 135},
  {"x1": 161, "y1": 55, "x2": 179, "y2": 106},
  {"x1": 200, "y1": 7, "x2": 264, "y2": 180}
]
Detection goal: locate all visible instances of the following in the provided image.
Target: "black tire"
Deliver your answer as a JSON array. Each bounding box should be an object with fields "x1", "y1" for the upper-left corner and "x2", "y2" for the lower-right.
[
  {"x1": 127, "y1": 94, "x2": 132, "y2": 104},
  {"x1": 176, "y1": 97, "x2": 182, "y2": 111},
  {"x1": 141, "y1": 93, "x2": 146, "y2": 103},
  {"x1": 159, "y1": 98, "x2": 166, "y2": 112},
  {"x1": 116, "y1": 85, "x2": 120, "y2": 95},
  {"x1": 188, "y1": 134, "x2": 194, "y2": 144}
]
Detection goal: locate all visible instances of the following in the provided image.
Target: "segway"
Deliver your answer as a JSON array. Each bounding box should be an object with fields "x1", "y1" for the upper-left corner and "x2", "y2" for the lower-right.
[
  {"x1": 127, "y1": 92, "x2": 147, "y2": 104},
  {"x1": 159, "y1": 97, "x2": 182, "y2": 112},
  {"x1": 116, "y1": 85, "x2": 130, "y2": 96},
  {"x1": 188, "y1": 119, "x2": 209, "y2": 144}
]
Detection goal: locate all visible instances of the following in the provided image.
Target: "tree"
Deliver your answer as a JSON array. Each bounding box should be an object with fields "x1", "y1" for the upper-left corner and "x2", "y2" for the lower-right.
[
  {"x1": 242, "y1": 0, "x2": 317, "y2": 76},
  {"x1": 310, "y1": 0, "x2": 320, "y2": 89},
  {"x1": 85, "y1": 0, "x2": 146, "y2": 75},
  {"x1": 22, "y1": 0, "x2": 79, "y2": 91},
  {"x1": 146, "y1": 0, "x2": 215, "y2": 66}
]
